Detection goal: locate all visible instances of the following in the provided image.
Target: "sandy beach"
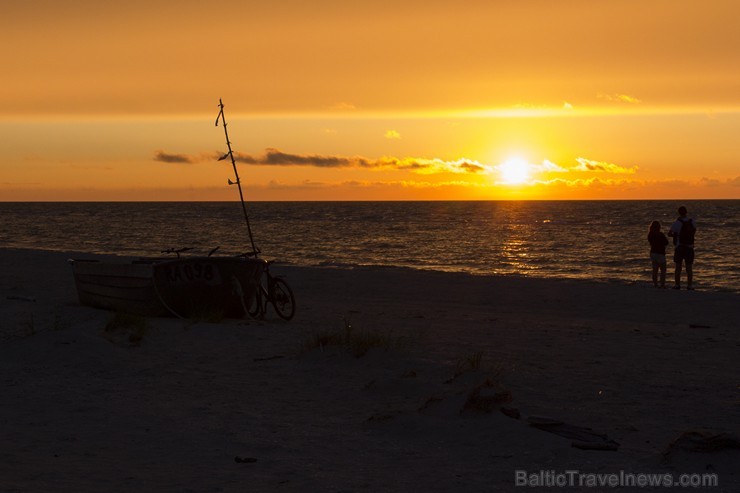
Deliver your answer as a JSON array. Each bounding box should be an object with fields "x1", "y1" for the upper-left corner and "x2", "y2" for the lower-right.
[{"x1": 1, "y1": 247, "x2": 738, "y2": 492}]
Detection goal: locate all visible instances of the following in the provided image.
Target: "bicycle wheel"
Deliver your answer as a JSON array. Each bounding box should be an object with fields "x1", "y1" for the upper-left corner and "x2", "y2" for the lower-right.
[
  {"x1": 270, "y1": 278, "x2": 295, "y2": 320},
  {"x1": 247, "y1": 286, "x2": 265, "y2": 318}
]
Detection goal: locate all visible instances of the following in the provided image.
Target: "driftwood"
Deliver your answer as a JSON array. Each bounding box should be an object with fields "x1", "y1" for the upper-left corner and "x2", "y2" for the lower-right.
[
  {"x1": 663, "y1": 430, "x2": 740, "y2": 456},
  {"x1": 527, "y1": 416, "x2": 620, "y2": 451}
]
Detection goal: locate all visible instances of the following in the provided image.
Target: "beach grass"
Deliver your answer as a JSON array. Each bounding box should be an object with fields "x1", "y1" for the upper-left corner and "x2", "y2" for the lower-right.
[
  {"x1": 303, "y1": 317, "x2": 409, "y2": 357},
  {"x1": 104, "y1": 311, "x2": 150, "y2": 345},
  {"x1": 21, "y1": 312, "x2": 35, "y2": 336},
  {"x1": 455, "y1": 350, "x2": 484, "y2": 376}
]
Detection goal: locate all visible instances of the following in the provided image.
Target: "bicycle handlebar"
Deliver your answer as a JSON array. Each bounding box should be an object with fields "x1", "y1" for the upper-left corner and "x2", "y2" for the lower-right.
[
  {"x1": 161, "y1": 247, "x2": 193, "y2": 258},
  {"x1": 239, "y1": 249, "x2": 261, "y2": 258}
]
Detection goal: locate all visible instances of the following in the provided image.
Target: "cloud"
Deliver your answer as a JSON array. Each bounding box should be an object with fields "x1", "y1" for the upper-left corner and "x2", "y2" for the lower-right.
[
  {"x1": 617, "y1": 94, "x2": 641, "y2": 104},
  {"x1": 699, "y1": 177, "x2": 723, "y2": 187},
  {"x1": 254, "y1": 149, "x2": 355, "y2": 167},
  {"x1": 533, "y1": 176, "x2": 740, "y2": 192},
  {"x1": 573, "y1": 157, "x2": 638, "y2": 174},
  {"x1": 155, "y1": 148, "x2": 488, "y2": 174},
  {"x1": 700, "y1": 176, "x2": 740, "y2": 187},
  {"x1": 230, "y1": 149, "x2": 489, "y2": 175},
  {"x1": 265, "y1": 179, "x2": 328, "y2": 190},
  {"x1": 384, "y1": 130, "x2": 401, "y2": 140},
  {"x1": 154, "y1": 150, "x2": 193, "y2": 164},
  {"x1": 382, "y1": 157, "x2": 489, "y2": 175},
  {"x1": 597, "y1": 93, "x2": 642, "y2": 104},
  {"x1": 454, "y1": 160, "x2": 488, "y2": 174},
  {"x1": 535, "y1": 177, "x2": 632, "y2": 188},
  {"x1": 154, "y1": 148, "x2": 648, "y2": 183},
  {"x1": 537, "y1": 159, "x2": 569, "y2": 173},
  {"x1": 329, "y1": 102, "x2": 357, "y2": 111}
]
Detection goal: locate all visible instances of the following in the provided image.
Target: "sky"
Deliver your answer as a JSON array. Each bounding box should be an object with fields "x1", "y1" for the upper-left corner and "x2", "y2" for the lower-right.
[{"x1": 1, "y1": 0, "x2": 739, "y2": 201}]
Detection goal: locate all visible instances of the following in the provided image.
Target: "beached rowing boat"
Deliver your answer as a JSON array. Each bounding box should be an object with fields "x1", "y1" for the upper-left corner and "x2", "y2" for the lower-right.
[
  {"x1": 69, "y1": 255, "x2": 266, "y2": 318},
  {"x1": 69, "y1": 99, "x2": 291, "y2": 320}
]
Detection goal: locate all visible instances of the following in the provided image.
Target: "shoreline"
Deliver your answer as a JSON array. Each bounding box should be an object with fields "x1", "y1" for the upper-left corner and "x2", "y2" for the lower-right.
[
  {"x1": 3, "y1": 245, "x2": 739, "y2": 296},
  {"x1": 1, "y1": 247, "x2": 738, "y2": 491}
]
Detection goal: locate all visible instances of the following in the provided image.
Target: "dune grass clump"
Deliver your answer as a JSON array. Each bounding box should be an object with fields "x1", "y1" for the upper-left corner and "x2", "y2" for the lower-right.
[
  {"x1": 18, "y1": 308, "x2": 68, "y2": 339},
  {"x1": 447, "y1": 351, "x2": 506, "y2": 386},
  {"x1": 453, "y1": 351, "x2": 484, "y2": 377},
  {"x1": 304, "y1": 318, "x2": 407, "y2": 358},
  {"x1": 21, "y1": 312, "x2": 36, "y2": 337},
  {"x1": 52, "y1": 309, "x2": 69, "y2": 331},
  {"x1": 105, "y1": 312, "x2": 150, "y2": 345}
]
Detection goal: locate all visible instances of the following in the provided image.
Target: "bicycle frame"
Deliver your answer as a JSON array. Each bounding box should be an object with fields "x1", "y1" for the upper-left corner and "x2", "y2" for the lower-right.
[{"x1": 248, "y1": 261, "x2": 295, "y2": 320}]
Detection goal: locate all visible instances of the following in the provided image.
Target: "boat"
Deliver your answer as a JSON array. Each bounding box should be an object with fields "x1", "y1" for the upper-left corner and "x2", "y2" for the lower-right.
[
  {"x1": 69, "y1": 255, "x2": 266, "y2": 318},
  {"x1": 69, "y1": 99, "x2": 286, "y2": 319}
]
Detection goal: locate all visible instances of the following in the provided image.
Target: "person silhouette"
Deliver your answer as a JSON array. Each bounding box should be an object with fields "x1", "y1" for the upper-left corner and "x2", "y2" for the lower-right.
[
  {"x1": 667, "y1": 206, "x2": 696, "y2": 290},
  {"x1": 647, "y1": 221, "x2": 668, "y2": 288}
]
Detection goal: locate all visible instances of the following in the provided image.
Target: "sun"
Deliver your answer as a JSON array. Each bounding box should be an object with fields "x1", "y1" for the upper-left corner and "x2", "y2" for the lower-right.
[{"x1": 498, "y1": 157, "x2": 531, "y2": 184}]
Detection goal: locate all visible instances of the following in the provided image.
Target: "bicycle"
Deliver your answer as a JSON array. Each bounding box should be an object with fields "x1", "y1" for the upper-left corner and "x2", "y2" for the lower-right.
[{"x1": 247, "y1": 260, "x2": 296, "y2": 320}]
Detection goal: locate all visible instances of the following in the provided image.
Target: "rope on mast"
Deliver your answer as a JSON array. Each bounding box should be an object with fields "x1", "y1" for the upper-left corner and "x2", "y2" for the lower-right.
[{"x1": 215, "y1": 98, "x2": 259, "y2": 256}]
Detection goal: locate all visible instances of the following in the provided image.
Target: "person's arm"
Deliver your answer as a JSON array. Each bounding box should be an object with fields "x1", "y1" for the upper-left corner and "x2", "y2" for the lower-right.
[{"x1": 667, "y1": 220, "x2": 679, "y2": 238}]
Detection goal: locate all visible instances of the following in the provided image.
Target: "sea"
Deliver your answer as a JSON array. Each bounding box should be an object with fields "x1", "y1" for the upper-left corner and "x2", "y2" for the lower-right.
[{"x1": 1, "y1": 200, "x2": 738, "y2": 293}]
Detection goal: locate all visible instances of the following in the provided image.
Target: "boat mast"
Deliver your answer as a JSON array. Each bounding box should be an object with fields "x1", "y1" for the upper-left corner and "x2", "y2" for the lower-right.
[{"x1": 215, "y1": 98, "x2": 259, "y2": 256}]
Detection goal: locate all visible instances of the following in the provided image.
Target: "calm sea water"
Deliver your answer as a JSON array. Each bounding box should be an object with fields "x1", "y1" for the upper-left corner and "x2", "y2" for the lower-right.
[{"x1": 1, "y1": 201, "x2": 738, "y2": 292}]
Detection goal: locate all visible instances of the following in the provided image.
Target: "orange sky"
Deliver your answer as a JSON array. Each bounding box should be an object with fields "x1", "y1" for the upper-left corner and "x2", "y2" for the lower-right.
[{"x1": 2, "y1": 0, "x2": 739, "y2": 201}]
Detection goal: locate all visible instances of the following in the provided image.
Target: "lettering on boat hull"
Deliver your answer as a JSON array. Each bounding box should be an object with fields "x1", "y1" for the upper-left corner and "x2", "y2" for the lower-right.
[{"x1": 162, "y1": 261, "x2": 219, "y2": 285}]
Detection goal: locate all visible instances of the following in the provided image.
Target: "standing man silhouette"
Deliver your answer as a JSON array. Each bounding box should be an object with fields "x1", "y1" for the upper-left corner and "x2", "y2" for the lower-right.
[{"x1": 668, "y1": 206, "x2": 696, "y2": 290}]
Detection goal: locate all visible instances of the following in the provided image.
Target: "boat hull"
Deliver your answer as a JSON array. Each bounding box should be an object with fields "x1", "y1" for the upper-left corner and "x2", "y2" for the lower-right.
[
  {"x1": 70, "y1": 257, "x2": 266, "y2": 318},
  {"x1": 152, "y1": 257, "x2": 265, "y2": 318}
]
